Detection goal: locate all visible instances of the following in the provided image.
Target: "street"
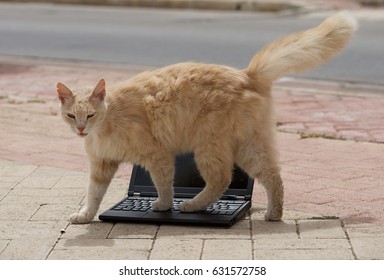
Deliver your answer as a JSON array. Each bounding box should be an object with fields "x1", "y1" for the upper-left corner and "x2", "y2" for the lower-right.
[{"x1": 0, "y1": 3, "x2": 383, "y2": 84}]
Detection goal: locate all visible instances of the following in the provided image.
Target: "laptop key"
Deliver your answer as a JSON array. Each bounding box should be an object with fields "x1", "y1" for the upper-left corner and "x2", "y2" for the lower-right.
[{"x1": 227, "y1": 205, "x2": 241, "y2": 210}]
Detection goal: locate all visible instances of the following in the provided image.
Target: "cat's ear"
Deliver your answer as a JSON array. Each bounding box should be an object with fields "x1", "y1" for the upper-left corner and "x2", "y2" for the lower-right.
[
  {"x1": 57, "y1": 82, "x2": 73, "y2": 104},
  {"x1": 91, "y1": 79, "x2": 106, "y2": 101}
]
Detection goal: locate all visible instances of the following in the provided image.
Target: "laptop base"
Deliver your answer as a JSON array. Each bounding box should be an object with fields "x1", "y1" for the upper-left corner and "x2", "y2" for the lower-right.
[{"x1": 99, "y1": 197, "x2": 251, "y2": 227}]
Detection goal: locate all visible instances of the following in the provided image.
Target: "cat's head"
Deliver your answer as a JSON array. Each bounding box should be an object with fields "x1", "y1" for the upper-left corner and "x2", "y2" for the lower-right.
[{"x1": 57, "y1": 79, "x2": 107, "y2": 137}]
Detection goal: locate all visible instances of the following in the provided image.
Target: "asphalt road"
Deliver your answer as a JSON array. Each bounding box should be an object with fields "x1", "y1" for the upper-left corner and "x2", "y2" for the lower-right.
[{"x1": 0, "y1": 3, "x2": 383, "y2": 84}]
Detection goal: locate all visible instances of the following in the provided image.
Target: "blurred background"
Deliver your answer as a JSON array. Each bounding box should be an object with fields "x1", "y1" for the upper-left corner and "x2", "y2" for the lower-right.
[{"x1": 0, "y1": 0, "x2": 383, "y2": 85}]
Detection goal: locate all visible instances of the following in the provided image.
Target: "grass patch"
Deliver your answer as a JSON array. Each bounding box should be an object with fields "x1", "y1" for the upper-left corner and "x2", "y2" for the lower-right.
[
  {"x1": 27, "y1": 99, "x2": 46, "y2": 104},
  {"x1": 299, "y1": 132, "x2": 345, "y2": 141},
  {"x1": 308, "y1": 216, "x2": 339, "y2": 220}
]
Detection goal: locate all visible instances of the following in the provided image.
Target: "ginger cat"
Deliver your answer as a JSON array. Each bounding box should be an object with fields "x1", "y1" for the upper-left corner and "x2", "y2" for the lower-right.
[{"x1": 57, "y1": 12, "x2": 357, "y2": 224}]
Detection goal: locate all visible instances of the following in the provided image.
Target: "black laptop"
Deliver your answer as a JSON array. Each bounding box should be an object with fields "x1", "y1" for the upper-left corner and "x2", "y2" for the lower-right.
[{"x1": 99, "y1": 153, "x2": 254, "y2": 227}]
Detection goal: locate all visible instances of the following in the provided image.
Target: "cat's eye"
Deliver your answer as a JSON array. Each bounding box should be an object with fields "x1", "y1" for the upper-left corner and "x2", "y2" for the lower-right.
[
  {"x1": 87, "y1": 113, "x2": 95, "y2": 119},
  {"x1": 67, "y1": 113, "x2": 75, "y2": 119}
]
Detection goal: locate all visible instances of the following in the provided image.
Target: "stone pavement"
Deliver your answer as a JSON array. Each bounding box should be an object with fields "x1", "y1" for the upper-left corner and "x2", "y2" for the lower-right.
[{"x1": 1, "y1": 56, "x2": 384, "y2": 259}]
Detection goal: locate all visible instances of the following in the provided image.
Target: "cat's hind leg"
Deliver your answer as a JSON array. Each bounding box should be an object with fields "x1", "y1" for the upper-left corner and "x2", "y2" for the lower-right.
[
  {"x1": 235, "y1": 137, "x2": 284, "y2": 221},
  {"x1": 259, "y1": 169, "x2": 284, "y2": 221},
  {"x1": 70, "y1": 158, "x2": 119, "y2": 224},
  {"x1": 147, "y1": 154, "x2": 175, "y2": 211},
  {"x1": 180, "y1": 147, "x2": 233, "y2": 212}
]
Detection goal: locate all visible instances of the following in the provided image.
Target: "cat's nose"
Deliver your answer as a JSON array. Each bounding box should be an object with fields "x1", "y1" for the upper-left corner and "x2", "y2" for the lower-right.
[{"x1": 77, "y1": 126, "x2": 85, "y2": 133}]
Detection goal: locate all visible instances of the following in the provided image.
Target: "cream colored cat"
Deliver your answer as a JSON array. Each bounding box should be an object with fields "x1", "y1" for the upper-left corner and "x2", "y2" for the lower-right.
[{"x1": 58, "y1": 12, "x2": 357, "y2": 224}]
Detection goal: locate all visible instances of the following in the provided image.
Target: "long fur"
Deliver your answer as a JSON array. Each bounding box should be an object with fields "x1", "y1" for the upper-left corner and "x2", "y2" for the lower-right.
[
  {"x1": 247, "y1": 12, "x2": 357, "y2": 82},
  {"x1": 57, "y1": 12, "x2": 357, "y2": 224}
]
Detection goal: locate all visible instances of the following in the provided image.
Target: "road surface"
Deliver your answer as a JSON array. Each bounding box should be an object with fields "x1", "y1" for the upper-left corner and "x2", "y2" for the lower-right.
[{"x1": 0, "y1": 3, "x2": 383, "y2": 84}]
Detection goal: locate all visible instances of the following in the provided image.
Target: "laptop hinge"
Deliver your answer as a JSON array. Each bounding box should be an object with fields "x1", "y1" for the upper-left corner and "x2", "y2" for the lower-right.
[
  {"x1": 224, "y1": 195, "x2": 251, "y2": 201},
  {"x1": 128, "y1": 191, "x2": 158, "y2": 198}
]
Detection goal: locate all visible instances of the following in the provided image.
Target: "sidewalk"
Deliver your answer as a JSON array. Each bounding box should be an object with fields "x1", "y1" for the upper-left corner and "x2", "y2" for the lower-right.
[{"x1": 1, "y1": 56, "x2": 384, "y2": 260}]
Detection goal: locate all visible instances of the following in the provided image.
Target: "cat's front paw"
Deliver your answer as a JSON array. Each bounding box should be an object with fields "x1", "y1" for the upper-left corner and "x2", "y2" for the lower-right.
[
  {"x1": 180, "y1": 200, "x2": 204, "y2": 212},
  {"x1": 152, "y1": 199, "x2": 172, "y2": 211},
  {"x1": 69, "y1": 212, "x2": 93, "y2": 224}
]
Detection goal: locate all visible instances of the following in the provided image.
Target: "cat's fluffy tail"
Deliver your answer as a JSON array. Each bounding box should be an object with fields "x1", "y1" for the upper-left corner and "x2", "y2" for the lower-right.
[{"x1": 246, "y1": 12, "x2": 358, "y2": 82}]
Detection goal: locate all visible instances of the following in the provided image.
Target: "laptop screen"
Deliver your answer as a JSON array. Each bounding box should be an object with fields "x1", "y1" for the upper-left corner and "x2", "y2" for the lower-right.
[{"x1": 133, "y1": 153, "x2": 251, "y2": 190}]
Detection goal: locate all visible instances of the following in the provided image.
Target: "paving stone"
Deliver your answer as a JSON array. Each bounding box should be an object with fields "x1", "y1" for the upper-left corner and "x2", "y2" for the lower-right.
[
  {"x1": 150, "y1": 238, "x2": 202, "y2": 260},
  {"x1": 0, "y1": 221, "x2": 63, "y2": 239},
  {"x1": 202, "y1": 239, "x2": 252, "y2": 260},
  {"x1": 32, "y1": 166, "x2": 83, "y2": 177},
  {"x1": 0, "y1": 188, "x2": 10, "y2": 201},
  {"x1": 50, "y1": 238, "x2": 152, "y2": 260},
  {"x1": 0, "y1": 203, "x2": 39, "y2": 221},
  {"x1": 252, "y1": 220, "x2": 298, "y2": 239},
  {"x1": 1, "y1": 188, "x2": 84, "y2": 205},
  {"x1": 1, "y1": 194, "x2": 58, "y2": 206},
  {"x1": 0, "y1": 239, "x2": 11, "y2": 254},
  {"x1": 345, "y1": 224, "x2": 384, "y2": 238},
  {"x1": 253, "y1": 248, "x2": 354, "y2": 260},
  {"x1": 253, "y1": 238, "x2": 351, "y2": 250},
  {"x1": 280, "y1": 209, "x2": 324, "y2": 220},
  {"x1": 48, "y1": 247, "x2": 150, "y2": 260},
  {"x1": 254, "y1": 239, "x2": 354, "y2": 260},
  {"x1": 13, "y1": 175, "x2": 61, "y2": 190},
  {"x1": 337, "y1": 130, "x2": 371, "y2": 142},
  {"x1": 0, "y1": 180, "x2": 18, "y2": 189},
  {"x1": 0, "y1": 165, "x2": 37, "y2": 178},
  {"x1": 29, "y1": 204, "x2": 80, "y2": 221},
  {"x1": 350, "y1": 237, "x2": 384, "y2": 260},
  {"x1": 0, "y1": 160, "x2": 13, "y2": 167},
  {"x1": 0, "y1": 237, "x2": 57, "y2": 260},
  {"x1": 54, "y1": 237, "x2": 151, "y2": 250},
  {"x1": 298, "y1": 220, "x2": 346, "y2": 239},
  {"x1": 52, "y1": 175, "x2": 89, "y2": 189},
  {"x1": 156, "y1": 219, "x2": 251, "y2": 239},
  {"x1": 61, "y1": 222, "x2": 114, "y2": 239},
  {"x1": 108, "y1": 223, "x2": 159, "y2": 239}
]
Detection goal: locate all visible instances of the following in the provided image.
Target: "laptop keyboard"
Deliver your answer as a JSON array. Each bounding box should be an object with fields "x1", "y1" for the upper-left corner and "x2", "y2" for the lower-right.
[{"x1": 112, "y1": 197, "x2": 245, "y2": 215}]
